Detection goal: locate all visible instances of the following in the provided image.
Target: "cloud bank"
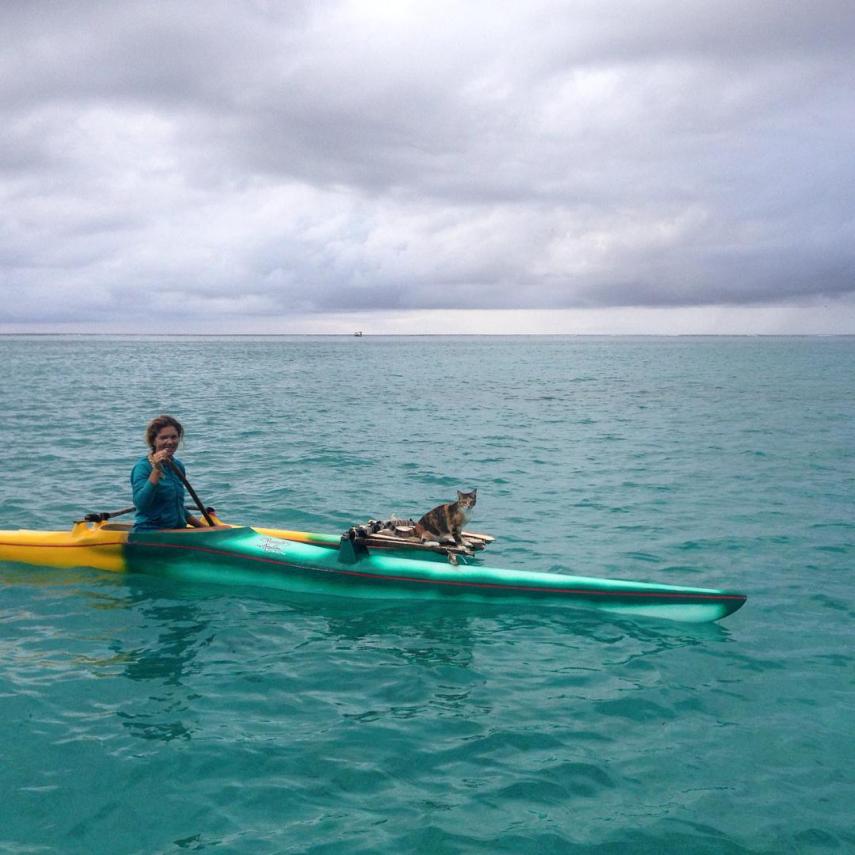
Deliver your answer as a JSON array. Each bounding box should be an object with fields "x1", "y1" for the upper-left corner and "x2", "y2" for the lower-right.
[{"x1": 1, "y1": 0, "x2": 854, "y2": 332}]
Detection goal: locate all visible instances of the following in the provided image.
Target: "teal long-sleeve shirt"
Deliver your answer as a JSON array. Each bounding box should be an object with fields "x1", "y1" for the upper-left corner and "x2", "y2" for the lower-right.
[{"x1": 131, "y1": 455, "x2": 192, "y2": 531}]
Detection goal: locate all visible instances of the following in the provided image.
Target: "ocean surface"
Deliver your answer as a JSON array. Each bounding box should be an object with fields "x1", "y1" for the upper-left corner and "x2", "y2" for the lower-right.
[{"x1": 0, "y1": 335, "x2": 852, "y2": 854}]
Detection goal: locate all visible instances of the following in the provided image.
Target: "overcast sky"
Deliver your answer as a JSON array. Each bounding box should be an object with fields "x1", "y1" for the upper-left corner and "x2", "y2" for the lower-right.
[{"x1": 2, "y1": 0, "x2": 854, "y2": 334}]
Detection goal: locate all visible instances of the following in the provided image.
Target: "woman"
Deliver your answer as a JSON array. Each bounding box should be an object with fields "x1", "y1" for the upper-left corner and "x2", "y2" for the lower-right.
[{"x1": 131, "y1": 415, "x2": 206, "y2": 531}]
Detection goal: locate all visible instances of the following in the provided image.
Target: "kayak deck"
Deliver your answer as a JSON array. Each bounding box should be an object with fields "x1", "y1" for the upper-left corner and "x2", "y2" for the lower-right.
[{"x1": 0, "y1": 520, "x2": 747, "y2": 623}]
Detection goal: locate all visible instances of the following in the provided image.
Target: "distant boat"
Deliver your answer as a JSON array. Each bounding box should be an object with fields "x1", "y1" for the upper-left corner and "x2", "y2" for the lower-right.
[{"x1": 353, "y1": 331, "x2": 364, "y2": 337}]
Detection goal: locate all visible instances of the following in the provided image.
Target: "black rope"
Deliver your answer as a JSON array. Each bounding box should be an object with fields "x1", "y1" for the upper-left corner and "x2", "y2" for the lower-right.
[{"x1": 83, "y1": 506, "x2": 135, "y2": 523}]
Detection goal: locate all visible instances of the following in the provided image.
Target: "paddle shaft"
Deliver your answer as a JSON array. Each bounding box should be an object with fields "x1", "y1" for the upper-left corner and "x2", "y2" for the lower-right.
[{"x1": 165, "y1": 459, "x2": 216, "y2": 527}]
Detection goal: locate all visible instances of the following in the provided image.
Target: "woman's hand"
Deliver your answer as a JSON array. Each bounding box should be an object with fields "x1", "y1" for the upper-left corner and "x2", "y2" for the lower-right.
[
  {"x1": 149, "y1": 449, "x2": 173, "y2": 469},
  {"x1": 147, "y1": 449, "x2": 173, "y2": 483}
]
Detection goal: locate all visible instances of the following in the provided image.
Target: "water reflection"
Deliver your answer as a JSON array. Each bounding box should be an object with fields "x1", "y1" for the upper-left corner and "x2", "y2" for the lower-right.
[
  {"x1": 119, "y1": 599, "x2": 215, "y2": 686},
  {"x1": 12, "y1": 562, "x2": 736, "y2": 746},
  {"x1": 76, "y1": 578, "x2": 215, "y2": 743},
  {"x1": 82, "y1": 571, "x2": 730, "y2": 678}
]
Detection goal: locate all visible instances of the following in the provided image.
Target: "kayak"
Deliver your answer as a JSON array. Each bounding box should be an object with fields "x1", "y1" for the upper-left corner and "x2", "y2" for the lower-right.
[{"x1": 0, "y1": 518, "x2": 747, "y2": 623}]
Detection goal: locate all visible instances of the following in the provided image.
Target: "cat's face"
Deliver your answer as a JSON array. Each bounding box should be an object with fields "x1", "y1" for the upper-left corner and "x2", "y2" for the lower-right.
[{"x1": 457, "y1": 489, "x2": 477, "y2": 508}]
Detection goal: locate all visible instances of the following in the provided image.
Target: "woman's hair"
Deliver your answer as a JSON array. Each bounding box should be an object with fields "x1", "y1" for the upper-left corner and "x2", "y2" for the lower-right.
[{"x1": 145, "y1": 414, "x2": 184, "y2": 450}]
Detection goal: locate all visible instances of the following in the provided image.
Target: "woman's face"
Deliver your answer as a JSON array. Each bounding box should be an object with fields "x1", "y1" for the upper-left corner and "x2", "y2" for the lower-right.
[{"x1": 153, "y1": 426, "x2": 180, "y2": 456}]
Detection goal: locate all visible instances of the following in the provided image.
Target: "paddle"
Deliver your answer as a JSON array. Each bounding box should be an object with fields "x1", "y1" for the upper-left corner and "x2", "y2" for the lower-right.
[{"x1": 165, "y1": 459, "x2": 216, "y2": 527}]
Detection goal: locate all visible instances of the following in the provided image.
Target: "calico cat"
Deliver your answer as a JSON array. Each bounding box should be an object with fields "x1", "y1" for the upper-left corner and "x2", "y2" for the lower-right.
[{"x1": 414, "y1": 489, "x2": 477, "y2": 545}]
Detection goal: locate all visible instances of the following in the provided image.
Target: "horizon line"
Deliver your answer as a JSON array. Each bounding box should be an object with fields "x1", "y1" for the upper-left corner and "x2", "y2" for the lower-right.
[{"x1": 2, "y1": 332, "x2": 854, "y2": 338}]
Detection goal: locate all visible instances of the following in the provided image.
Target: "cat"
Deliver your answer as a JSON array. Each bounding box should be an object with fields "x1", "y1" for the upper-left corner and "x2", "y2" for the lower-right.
[{"x1": 414, "y1": 489, "x2": 477, "y2": 545}]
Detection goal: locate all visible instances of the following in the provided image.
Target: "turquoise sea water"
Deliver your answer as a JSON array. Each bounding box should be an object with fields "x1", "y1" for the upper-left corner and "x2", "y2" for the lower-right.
[{"x1": 1, "y1": 335, "x2": 853, "y2": 854}]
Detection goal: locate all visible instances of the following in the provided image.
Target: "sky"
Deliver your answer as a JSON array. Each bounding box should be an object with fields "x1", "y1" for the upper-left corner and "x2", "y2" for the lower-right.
[{"x1": 1, "y1": 0, "x2": 854, "y2": 334}]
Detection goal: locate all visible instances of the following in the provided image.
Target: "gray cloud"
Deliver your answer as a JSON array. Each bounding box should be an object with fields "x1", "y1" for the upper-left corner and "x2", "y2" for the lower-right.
[{"x1": 1, "y1": 1, "x2": 853, "y2": 327}]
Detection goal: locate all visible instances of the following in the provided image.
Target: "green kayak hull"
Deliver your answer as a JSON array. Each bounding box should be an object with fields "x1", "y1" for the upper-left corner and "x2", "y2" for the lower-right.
[{"x1": 124, "y1": 526, "x2": 747, "y2": 623}]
